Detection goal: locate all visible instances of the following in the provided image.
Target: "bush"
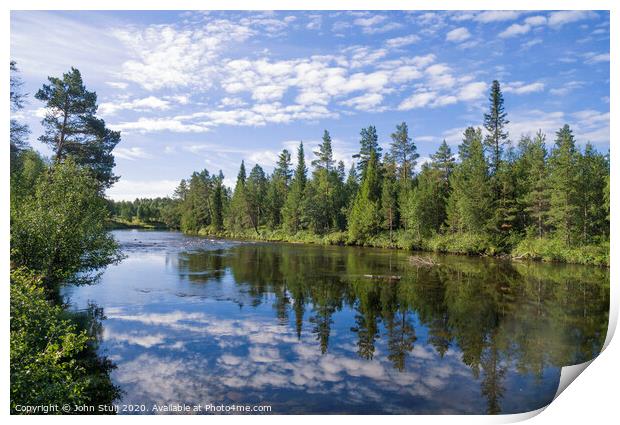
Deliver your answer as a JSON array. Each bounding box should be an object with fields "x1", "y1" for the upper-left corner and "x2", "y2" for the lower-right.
[
  {"x1": 513, "y1": 237, "x2": 609, "y2": 266},
  {"x1": 425, "y1": 232, "x2": 494, "y2": 255},
  {"x1": 10, "y1": 268, "x2": 120, "y2": 413},
  {"x1": 11, "y1": 159, "x2": 123, "y2": 286}
]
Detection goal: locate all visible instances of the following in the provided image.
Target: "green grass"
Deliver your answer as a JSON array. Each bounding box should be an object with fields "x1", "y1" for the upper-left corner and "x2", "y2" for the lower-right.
[
  {"x1": 192, "y1": 227, "x2": 609, "y2": 267},
  {"x1": 106, "y1": 217, "x2": 168, "y2": 230},
  {"x1": 512, "y1": 237, "x2": 609, "y2": 266}
]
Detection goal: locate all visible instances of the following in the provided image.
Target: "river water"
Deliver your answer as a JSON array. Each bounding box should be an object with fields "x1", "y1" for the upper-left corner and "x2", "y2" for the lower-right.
[{"x1": 62, "y1": 229, "x2": 609, "y2": 414}]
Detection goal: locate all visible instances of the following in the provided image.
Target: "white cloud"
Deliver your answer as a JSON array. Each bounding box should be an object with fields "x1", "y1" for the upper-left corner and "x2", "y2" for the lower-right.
[
  {"x1": 99, "y1": 96, "x2": 171, "y2": 116},
  {"x1": 113, "y1": 18, "x2": 255, "y2": 90},
  {"x1": 585, "y1": 53, "x2": 610, "y2": 64},
  {"x1": 352, "y1": 15, "x2": 402, "y2": 34},
  {"x1": 105, "y1": 81, "x2": 129, "y2": 89},
  {"x1": 475, "y1": 11, "x2": 522, "y2": 23},
  {"x1": 499, "y1": 23, "x2": 531, "y2": 38},
  {"x1": 385, "y1": 34, "x2": 420, "y2": 48},
  {"x1": 524, "y1": 15, "x2": 547, "y2": 26},
  {"x1": 342, "y1": 93, "x2": 384, "y2": 111},
  {"x1": 398, "y1": 92, "x2": 437, "y2": 110},
  {"x1": 521, "y1": 38, "x2": 543, "y2": 50},
  {"x1": 446, "y1": 27, "x2": 471, "y2": 42},
  {"x1": 548, "y1": 11, "x2": 596, "y2": 28},
  {"x1": 504, "y1": 81, "x2": 545, "y2": 95},
  {"x1": 114, "y1": 147, "x2": 152, "y2": 161},
  {"x1": 549, "y1": 81, "x2": 584, "y2": 96},
  {"x1": 458, "y1": 82, "x2": 488, "y2": 101},
  {"x1": 432, "y1": 95, "x2": 458, "y2": 107},
  {"x1": 508, "y1": 109, "x2": 609, "y2": 145},
  {"x1": 353, "y1": 15, "x2": 386, "y2": 28},
  {"x1": 110, "y1": 117, "x2": 210, "y2": 133},
  {"x1": 306, "y1": 15, "x2": 322, "y2": 30}
]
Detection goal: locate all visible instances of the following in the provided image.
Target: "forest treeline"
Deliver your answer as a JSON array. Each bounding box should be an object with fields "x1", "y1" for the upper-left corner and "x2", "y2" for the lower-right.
[
  {"x1": 110, "y1": 81, "x2": 610, "y2": 266},
  {"x1": 10, "y1": 63, "x2": 122, "y2": 412}
]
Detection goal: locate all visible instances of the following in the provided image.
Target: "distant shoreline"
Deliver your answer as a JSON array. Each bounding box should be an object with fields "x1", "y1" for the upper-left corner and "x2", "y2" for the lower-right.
[{"x1": 113, "y1": 225, "x2": 608, "y2": 267}]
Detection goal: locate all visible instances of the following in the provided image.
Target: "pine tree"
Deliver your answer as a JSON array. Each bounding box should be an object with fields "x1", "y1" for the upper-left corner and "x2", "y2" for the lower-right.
[
  {"x1": 390, "y1": 122, "x2": 419, "y2": 184},
  {"x1": 348, "y1": 150, "x2": 382, "y2": 242},
  {"x1": 343, "y1": 163, "x2": 359, "y2": 225},
  {"x1": 212, "y1": 171, "x2": 225, "y2": 231},
  {"x1": 246, "y1": 164, "x2": 268, "y2": 233},
  {"x1": 460, "y1": 127, "x2": 482, "y2": 161},
  {"x1": 307, "y1": 133, "x2": 339, "y2": 232},
  {"x1": 410, "y1": 141, "x2": 455, "y2": 231},
  {"x1": 490, "y1": 147, "x2": 519, "y2": 237},
  {"x1": 381, "y1": 156, "x2": 399, "y2": 242},
  {"x1": 267, "y1": 149, "x2": 292, "y2": 228},
  {"x1": 431, "y1": 139, "x2": 455, "y2": 187},
  {"x1": 547, "y1": 125, "x2": 579, "y2": 246},
  {"x1": 353, "y1": 125, "x2": 382, "y2": 174},
  {"x1": 180, "y1": 170, "x2": 213, "y2": 232},
  {"x1": 274, "y1": 149, "x2": 293, "y2": 182},
  {"x1": 334, "y1": 160, "x2": 348, "y2": 230},
  {"x1": 516, "y1": 132, "x2": 549, "y2": 238},
  {"x1": 483, "y1": 80, "x2": 509, "y2": 177},
  {"x1": 575, "y1": 143, "x2": 609, "y2": 243},
  {"x1": 446, "y1": 130, "x2": 493, "y2": 234},
  {"x1": 229, "y1": 161, "x2": 249, "y2": 231},
  {"x1": 35, "y1": 67, "x2": 120, "y2": 188},
  {"x1": 282, "y1": 142, "x2": 307, "y2": 233},
  {"x1": 312, "y1": 130, "x2": 335, "y2": 172},
  {"x1": 403, "y1": 164, "x2": 444, "y2": 239},
  {"x1": 174, "y1": 179, "x2": 188, "y2": 201}
]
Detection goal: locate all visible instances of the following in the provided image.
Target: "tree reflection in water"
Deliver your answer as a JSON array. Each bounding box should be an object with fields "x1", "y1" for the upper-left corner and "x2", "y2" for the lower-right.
[{"x1": 174, "y1": 243, "x2": 608, "y2": 414}]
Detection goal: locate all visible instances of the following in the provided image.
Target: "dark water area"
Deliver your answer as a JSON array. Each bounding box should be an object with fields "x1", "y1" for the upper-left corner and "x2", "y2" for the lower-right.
[{"x1": 61, "y1": 230, "x2": 609, "y2": 414}]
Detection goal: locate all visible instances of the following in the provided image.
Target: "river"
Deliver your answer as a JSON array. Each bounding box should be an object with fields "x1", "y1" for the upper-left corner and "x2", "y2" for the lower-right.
[{"x1": 61, "y1": 229, "x2": 609, "y2": 414}]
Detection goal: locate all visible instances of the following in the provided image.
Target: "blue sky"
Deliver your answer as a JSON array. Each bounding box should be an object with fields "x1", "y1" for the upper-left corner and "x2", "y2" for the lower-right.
[{"x1": 10, "y1": 10, "x2": 609, "y2": 200}]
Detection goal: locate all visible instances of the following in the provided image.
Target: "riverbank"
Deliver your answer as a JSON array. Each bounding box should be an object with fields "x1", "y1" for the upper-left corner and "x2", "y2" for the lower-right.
[
  {"x1": 186, "y1": 227, "x2": 609, "y2": 267},
  {"x1": 106, "y1": 217, "x2": 168, "y2": 230}
]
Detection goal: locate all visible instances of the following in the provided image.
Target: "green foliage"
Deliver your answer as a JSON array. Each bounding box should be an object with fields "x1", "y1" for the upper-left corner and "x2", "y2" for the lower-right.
[
  {"x1": 402, "y1": 164, "x2": 445, "y2": 239},
  {"x1": 11, "y1": 158, "x2": 122, "y2": 286},
  {"x1": 348, "y1": 150, "x2": 382, "y2": 243},
  {"x1": 266, "y1": 149, "x2": 292, "y2": 227},
  {"x1": 425, "y1": 232, "x2": 494, "y2": 255},
  {"x1": 354, "y1": 125, "x2": 382, "y2": 174},
  {"x1": 282, "y1": 142, "x2": 307, "y2": 233},
  {"x1": 10, "y1": 66, "x2": 122, "y2": 413},
  {"x1": 35, "y1": 67, "x2": 119, "y2": 188},
  {"x1": 312, "y1": 130, "x2": 336, "y2": 172},
  {"x1": 122, "y1": 81, "x2": 609, "y2": 266},
  {"x1": 108, "y1": 197, "x2": 180, "y2": 228},
  {"x1": 246, "y1": 164, "x2": 268, "y2": 232},
  {"x1": 515, "y1": 132, "x2": 550, "y2": 238},
  {"x1": 483, "y1": 80, "x2": 509, "y2": 176},
  {"x1": 380, "y1": 158, "x2": 399, "y2": 239},
  {"x1": 10, "y1": 268, "x2": 120, "y2": 413},
  {"x1": 547, "y1": 125, "x2": 580, "y2": 246},
  {"x1": 390, "y1": 121, "x2": 419, "y2": 183},
  {"x1": 513, "y1": 237, "x2": 609, "y2": 266},
  {"x1": 446, "y1": 130, "x2": 493, "y2": 234}
]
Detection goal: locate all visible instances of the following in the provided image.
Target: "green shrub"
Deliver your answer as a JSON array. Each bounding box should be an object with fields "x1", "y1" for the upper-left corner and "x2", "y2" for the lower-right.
[
  {"x1": 10, "y1": 268, "x2": 120, "y2": 414},
  {"x1": 512, "y1": 237, "x2": 609, "y2": 266}
]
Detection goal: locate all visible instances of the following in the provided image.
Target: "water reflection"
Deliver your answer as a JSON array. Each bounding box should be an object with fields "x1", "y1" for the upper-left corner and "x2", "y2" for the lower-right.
[{"x1": 63, "y1": 230, "x2": 609, "y2": 414}]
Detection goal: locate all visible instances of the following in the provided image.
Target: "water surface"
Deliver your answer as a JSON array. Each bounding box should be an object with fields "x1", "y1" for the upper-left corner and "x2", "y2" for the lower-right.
[{"x1": 62, "y1": 230, "x2": 609, "y2": 414}]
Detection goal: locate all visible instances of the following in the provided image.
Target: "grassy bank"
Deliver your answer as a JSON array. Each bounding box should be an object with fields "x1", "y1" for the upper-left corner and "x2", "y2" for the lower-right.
[
  {"x1": 106, "y1": 217, "x2": 168, "y2": 230},
  {"x1": 187, "y1": 227, "x2": 609, "y2": 267}
]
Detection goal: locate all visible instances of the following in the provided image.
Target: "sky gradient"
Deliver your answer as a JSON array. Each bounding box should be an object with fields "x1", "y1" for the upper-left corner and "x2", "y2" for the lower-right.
[{"x1": 10, "y1": 10, "x2": 610, "y2": 200}]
